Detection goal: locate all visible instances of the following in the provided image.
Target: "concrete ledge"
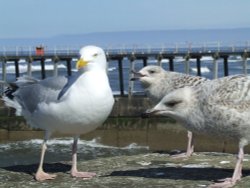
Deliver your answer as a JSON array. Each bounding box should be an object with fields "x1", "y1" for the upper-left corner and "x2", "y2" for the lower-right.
[
  {"x1": 0, "y1": 96, "x2": 248, "y2": 153},
  {"x1": 0, "y1": 116, "x2": 247, "y2": 154}
]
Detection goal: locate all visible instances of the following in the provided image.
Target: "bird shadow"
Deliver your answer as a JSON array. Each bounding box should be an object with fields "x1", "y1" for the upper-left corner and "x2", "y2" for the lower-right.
[
  {"x1": 1, "y1": 162, "x2": 71, "y2": 175},
  {"x1": 3, "y1": 162, "x2": 250, "y2": 182},
  {"x1": 104, "y1": 166, "x2": 250, "y2": 182}
]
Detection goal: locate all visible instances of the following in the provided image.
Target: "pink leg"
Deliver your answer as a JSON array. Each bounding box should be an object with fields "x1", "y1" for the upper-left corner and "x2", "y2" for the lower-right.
[
  {"x1": 208, "y1": 146, "x2": 244, "y2": 188},
  {"x1": 35, "y1": 138, "x2": 57, "y2": 181},
  {"x1": 172, "y1": 131, "x2": 194, "y2": 158},
  {"x1": 70, "y1": 137, "x2": 96, "y2": 179},
  {"x1": 186, "y1": 131, "x2": 194, "y2": 157}
]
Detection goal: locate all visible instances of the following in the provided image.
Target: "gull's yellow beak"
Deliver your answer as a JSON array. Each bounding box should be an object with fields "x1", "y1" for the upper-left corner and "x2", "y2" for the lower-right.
[{"x1": 76, "y1": 59, "x2": 88, "y2": 70}]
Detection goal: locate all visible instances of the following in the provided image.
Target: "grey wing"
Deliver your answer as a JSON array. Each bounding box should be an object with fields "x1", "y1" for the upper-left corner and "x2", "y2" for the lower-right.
[
  {"x1": 14, "y1": 76, "x2": 68, "y2": 113},
  {"x1": 57, "y1": 72, "x2": 82, "y2": 100}
]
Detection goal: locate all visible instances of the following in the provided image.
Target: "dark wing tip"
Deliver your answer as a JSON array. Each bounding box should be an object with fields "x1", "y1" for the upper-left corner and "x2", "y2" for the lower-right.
[
  {"x1": 4, "y1": 83, "x2": 18, "y2": 100},
  {"x1": 141, "y1": 112, "x2": 151, "y2": 119}
]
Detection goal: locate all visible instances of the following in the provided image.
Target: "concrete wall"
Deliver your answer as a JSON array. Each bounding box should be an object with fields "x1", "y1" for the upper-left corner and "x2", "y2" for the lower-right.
[{"x1": 0, "y1": 96, "x2": 247, "y2": 153}]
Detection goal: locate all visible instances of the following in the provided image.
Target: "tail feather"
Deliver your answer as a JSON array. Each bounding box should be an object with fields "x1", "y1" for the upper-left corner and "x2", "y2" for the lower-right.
[
  {"x1": 4, "y1": 83, "x2": 18, "y2": 100},
  {"x1": 1, "y1": 76, "x2": 38, "y2": 116},
  {"x1": 2, "y1": 96, "x2": 22, "y2": 116}
]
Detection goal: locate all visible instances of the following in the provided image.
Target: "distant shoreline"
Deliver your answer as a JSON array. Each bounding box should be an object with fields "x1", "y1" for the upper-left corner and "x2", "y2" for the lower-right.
[{"x1": 0, "y1": 28, "x2": 249, "y2": 47}]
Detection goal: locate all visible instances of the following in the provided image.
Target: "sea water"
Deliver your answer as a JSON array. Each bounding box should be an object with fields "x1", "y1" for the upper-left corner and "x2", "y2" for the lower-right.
[
  {"x1": 1, "y1": 57, "x2": 249, "y2": 94},
  {"x1": 0, "y1": 137, "x2": 149, "y2": 168}
]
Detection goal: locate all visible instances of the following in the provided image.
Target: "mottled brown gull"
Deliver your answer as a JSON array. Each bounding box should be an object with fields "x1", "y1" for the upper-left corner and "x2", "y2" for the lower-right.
[
  {"x1": 143, "y1": 74, "x2": 250, "y2": 187},
  {"x1": 131, "y1": 65, "x2": 208, "y2": 157},
  {"x1": 2, "y1": 46, "x2": 114, "y2": 181}
]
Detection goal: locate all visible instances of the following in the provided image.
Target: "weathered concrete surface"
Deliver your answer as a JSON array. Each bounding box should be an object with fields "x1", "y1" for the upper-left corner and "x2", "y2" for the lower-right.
[{"x1": 1, "y1": 152, "x2": 250, "y2": 187}]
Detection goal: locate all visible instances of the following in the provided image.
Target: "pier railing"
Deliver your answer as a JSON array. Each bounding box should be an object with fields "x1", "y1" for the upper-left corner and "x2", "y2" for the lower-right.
[
  {"x1": 1, "y1": 41, "x2": 249, "y2": 56},
  {"x1": 0, "y1": 42, "x2": 249, "y2": 96}
]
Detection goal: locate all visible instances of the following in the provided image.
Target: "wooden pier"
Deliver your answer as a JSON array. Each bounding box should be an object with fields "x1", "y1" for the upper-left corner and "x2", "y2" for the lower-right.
[{"x1": 0, "y1": 44, "x2": 249, "y2": 96}]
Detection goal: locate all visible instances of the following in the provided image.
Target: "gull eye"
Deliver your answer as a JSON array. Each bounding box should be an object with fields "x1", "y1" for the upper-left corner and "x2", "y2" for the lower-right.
[
  {"x1": 165, "y1": 100, "x2": 181, "y2": 107},
  {"x1": 149, "y1": 70, "x2": 155, "y2": 74},
  {"x1": 93, "y1": 53, "x2": 98, "y2": 57}
]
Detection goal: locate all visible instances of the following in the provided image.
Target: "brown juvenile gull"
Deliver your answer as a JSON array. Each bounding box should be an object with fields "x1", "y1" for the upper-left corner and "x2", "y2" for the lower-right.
[
  {"x1": 131, "y1": 65, "x2": 208, "y2": 157},
  {"x1": 143, "y1": 74, "x2": 250, "y2": 187},
  {"x1": 2, "y1": 46, "x2": 114, "y2": 181}
]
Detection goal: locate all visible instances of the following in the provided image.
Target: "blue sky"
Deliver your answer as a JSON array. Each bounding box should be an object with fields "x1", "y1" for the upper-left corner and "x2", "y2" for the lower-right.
[{"x1": 1, "y1": 0, "x2": 250, "y2": 38}]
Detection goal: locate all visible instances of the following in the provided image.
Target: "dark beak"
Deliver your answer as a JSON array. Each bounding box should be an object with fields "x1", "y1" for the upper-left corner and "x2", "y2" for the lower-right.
[
  {"x1": 141, "y1": 109, "x2": 161, "y2": 119},
  {"x1": 130, "y1": 70, "x2": 145, "y2": 81}
]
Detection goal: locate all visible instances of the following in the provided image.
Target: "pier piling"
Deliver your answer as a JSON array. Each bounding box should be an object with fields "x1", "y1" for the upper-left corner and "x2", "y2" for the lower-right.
[
  {"x1": 196, "y1": 57, "x2": 201, "y2": 76},
  {"x1": 53, "y1": 59, "x2": 58, "y2": 77},
  {"x1": 223, "y1": 56, "x2": 229, "y2": 76},
  {"x1": 1, "y1": 60, "x2": 6, "y2": 82},
  {"x1": 14, "y1": 60, "x2": 19, "y2": 78},
  {"x1": 128, "y1": 58, "x2": 135, "y2": 97},
  {"x1": 66, "y1": 59, "x2": 72, "y2": 76},
  {"x1": 243, "y1": 56, "x2": 248, "y2": 75},
  {"x1": 27, "y1": 58, "x2": 32, "y2": 76},
  {"x1": 0, "y1": 44, "x2": 249, "y2": 95},
  {"x1": 142, "y1": 57, "x2": 147, "y2": 67},
  {"x1": 40, "y1": 59, "x2": 46, "y2": 79},
  {"x1": 118, "y1": 58, "x2": 124, "y2": 96},
  {"x1": 213, "y1": 58, "x2": 218, "y2": 79},
  {"x1": 168, "y1": 57, "x2": 174, "y2": 71},
  {"x1": 157, "y1": 54, "x2": 162, "y2": 67}
]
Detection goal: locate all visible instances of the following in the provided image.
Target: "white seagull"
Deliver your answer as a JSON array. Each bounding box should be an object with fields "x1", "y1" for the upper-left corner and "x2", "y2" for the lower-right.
[
  {"x1": 143, "y1": 74, "x2": 250, "y2": 187},
  {"x1": 131, "y1": 65, "x2": 208, "y2": 157},
  {"x1": 3, "y1": 45, "x2": 114, "y2": 181}
]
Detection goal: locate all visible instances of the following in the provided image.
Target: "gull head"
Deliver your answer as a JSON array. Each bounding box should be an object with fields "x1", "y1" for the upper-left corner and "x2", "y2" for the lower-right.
[
  {"x1": 142, "y1": 87, "x2": 196, "y2": 121},
  {"x1": 76, "y1": 45, "x2": 107, "y2": 71},
  {"x1": 131, "y1": 65, "x2": 166, "y2": 88}
]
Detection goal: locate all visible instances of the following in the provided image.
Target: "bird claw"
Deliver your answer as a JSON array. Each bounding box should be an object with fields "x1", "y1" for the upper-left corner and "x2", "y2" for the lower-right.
[
  {"x1": 71, "y1": 170, "x2": 96, "y2": 179},
  {"x1": 171, "y1": 151, "x2": 193, "y2": 159},
  {"x1": 35, "y1": 171, "x2": 57, "y2": 181},
  {"x1": 171, "y1": 153, "x2": 188, "y2": 159},
  {"x1": 208, "y1": 180, "x2": 235, "y2": 188}
]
